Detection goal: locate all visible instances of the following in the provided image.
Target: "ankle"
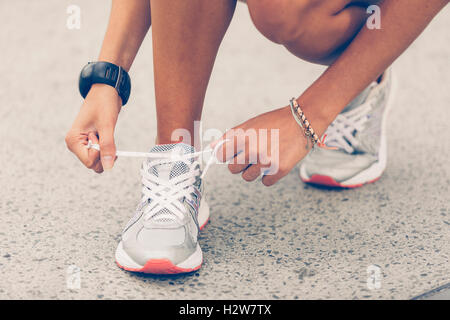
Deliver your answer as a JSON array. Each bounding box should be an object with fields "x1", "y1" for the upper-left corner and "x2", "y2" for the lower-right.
[
  {"x1": 156, "y1": 133, "x2": 200, "y2": 150},
  {"x1": 156, "y1": 121, "x2": 203, "y2": 149}
]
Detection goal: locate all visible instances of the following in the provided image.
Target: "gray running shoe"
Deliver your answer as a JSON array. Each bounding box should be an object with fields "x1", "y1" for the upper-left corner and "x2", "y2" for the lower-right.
[
  {"x1": 299, "y1": 69, "x2": 395, "y2": 188},
  {"x1": 115, "y1": 143, "x2": 209, "y2": 274}
]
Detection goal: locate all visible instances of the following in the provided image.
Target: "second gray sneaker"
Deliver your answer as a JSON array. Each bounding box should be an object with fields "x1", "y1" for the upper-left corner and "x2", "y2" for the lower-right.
[{"x1": 299, "y1": 69, "x2": 395, "y2": 188}]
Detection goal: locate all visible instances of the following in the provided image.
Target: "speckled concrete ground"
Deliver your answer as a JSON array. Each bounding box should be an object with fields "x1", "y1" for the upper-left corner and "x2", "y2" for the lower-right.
[{"x1": 0, "y1": 1, "x2": 448, "y2": 300}]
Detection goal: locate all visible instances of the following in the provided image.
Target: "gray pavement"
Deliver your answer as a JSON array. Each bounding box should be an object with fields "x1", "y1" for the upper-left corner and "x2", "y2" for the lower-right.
[{"x1": 0, "y1": 1, "x2": 449, "y2": 300}]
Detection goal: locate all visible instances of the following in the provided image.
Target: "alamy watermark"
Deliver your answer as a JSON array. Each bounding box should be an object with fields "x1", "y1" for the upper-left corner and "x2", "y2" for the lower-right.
[
  {"x1": 65, "y1": 4, "x2": 379, "y2": 31},
  {"x1": 367, "y1": 264, "x2": 382, "y2": 290},
  {"x1": 66, "y1": 5, "x2": 81, "y2": 30},
  {"x1": 170, "y1": 121, "x2": 280, "y2": 175},
  {"x1": 66, "y1": 264, "x2": 81, "y2": 289},
  {"x1": 366, "y1": 5, "x2": 381, "y2": 30}
]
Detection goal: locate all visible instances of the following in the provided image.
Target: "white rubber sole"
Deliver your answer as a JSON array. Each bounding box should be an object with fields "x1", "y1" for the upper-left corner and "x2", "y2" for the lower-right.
[
  {"x1": 300, "y1": 72, "x2": 397, "y2": 187},
  {"x1": 197, "y1": 199, "x2": 210, "y2": 230},
  {"x1": 115, "y1": 241, "x2": 203, "y2": 273},
  {"x1": 115, "y1": 200, "x2": 209, "y2": 274}
]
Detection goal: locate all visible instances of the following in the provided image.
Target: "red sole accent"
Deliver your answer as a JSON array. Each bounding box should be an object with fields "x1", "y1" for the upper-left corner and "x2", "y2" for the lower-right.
[
  {"x1": 199, "y1": 218, "x2": 209, "y2": 231},
  {"x1": 116, "y1": 259, "x2": 202, "y2": 274},
  {"x1": 302, "y1": 174, "x2": 380, "y2": 189}
]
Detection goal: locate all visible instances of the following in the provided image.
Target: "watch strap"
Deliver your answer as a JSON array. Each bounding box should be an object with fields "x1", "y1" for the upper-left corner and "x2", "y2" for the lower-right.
[{"x1": 79, "y1": 61, "x2": 131, "y2": 105}]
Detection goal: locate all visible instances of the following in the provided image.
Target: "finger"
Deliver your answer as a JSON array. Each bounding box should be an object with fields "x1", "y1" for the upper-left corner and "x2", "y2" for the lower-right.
[
  {"x1": 241, "y1": 164, "x2": 262, "y2": 182},
  {"x1": 228, "y1": 150, "x2": 250, "y2": 174},
  {"x1": 92, "y1": 160, "x2": 104, "y2": 174},
  {"x1": 87, "y1": 131, "x2": 101, "y2": 166},
  {"x1": 228, "y1": 133, "x2": 261, "y2": 174},
  {"x1": 66, "y1": 132, "x2": 96, "y2": 168},
  {"x1": 98, "y1": 125, "x2": 116, "y2": 170},
  {"x1": 261, "y1": 169, "x2": 288, "y2": 187},
  {"x1": 88, "y1": 131, "x2": 103, "y2": 173},
  {"x1": 214, "y1": 128, "x2": 248, "y2": 163},
  {"x1": 216, "y1": 136, "x2": 238, "y2": 163}
]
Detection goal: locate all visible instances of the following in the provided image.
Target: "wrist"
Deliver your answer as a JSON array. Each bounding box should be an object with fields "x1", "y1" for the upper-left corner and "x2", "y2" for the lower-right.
[
  {"x1": 89, "y1": 83, "x2": 121, "y2": 100},
  {"x1": 296, "y1": 81, "x2": 351, "y2": 136},
  {"x1": 291, "y1": 98, "x2": 331, "y2": 139},
  {"x1": 86, "y1": 85, "x2": 122, "y2": 115},
  {"x1": 97, "y1": 56, "x2": 132, "y2": 72},
  {"x1": 282, "y1": 105, "x2": 312, "y2": 151}
]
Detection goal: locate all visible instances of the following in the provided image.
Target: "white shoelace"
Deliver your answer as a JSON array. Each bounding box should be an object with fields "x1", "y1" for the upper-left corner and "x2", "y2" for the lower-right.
[
  {"x1": 87, "y1": 141, "x2": 226, "y2": 222},
  {"x1": 323, "y1": 99, "x2": 375, "y2": 153},
  {"x1": 140, "y1": 156, "x2": 200, "y2": 222}
]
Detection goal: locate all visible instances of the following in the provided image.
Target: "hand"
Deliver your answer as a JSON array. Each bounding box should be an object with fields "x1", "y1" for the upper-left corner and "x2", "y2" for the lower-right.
[
  {"x1": 214, "y1": 106, "x2": 319, "y2": 186},
  {"x1": 65, "y1": 84, "x2": 122, "y2": 173}
]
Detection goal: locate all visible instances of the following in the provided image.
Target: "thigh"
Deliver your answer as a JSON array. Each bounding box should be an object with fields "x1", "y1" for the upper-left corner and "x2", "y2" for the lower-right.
[
  {"x1": 310, "y1": 0, "x2": 382, "y2": 14},
  {"x1": 246, "y1": 0, "x2": 380, "y2": 14}
]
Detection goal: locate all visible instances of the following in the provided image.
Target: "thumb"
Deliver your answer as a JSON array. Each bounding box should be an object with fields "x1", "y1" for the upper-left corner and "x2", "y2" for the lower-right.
[{"x1": 98, "y1": 126, "x2": 116, "y2": 170}]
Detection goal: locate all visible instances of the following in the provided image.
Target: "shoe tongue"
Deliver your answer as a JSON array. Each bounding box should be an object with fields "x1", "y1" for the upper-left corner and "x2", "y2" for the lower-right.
[
  {"x1": 149, "y1": 143, "x2": 195, "y2": 180},
  {"x1": 324, "y1": 82, "x2": 377, "y2": 151},
  {"x1": 143, "y1": 143, "x2": 196, "y2": 226}
]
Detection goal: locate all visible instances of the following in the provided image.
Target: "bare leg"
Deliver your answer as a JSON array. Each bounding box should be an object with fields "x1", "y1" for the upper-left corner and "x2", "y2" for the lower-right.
[
  {"x1": 246, "y1": 0, "x2": 385, "y2": 133},
  {"x1": 247, "y1": 0, "x2": 380, "y2": 65},
  {"x1": 150, "y1": 0, "x2": 237, "y2": 146},
  {"x1": 246, "y1": 0, "x2": 447, "y2": 129}
]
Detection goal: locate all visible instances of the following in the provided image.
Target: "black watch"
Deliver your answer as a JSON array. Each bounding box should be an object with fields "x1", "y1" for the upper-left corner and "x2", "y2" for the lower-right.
[{"x1": 78, "y1": 61, "x2": 131, "y2": 105}]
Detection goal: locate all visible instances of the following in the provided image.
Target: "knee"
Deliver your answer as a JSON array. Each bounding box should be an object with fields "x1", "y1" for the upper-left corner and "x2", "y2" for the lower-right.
[
  {"x1": 248, "y1": 0, "x2": 315, "y2": 44},
  {"x1": 248, "y1": 0, "x2": 335, "y2": 61}
]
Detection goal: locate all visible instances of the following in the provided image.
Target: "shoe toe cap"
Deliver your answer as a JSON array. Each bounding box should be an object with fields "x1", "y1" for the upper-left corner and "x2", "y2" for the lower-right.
[{"x1": 122, "y1": 225, "x2": 196, "y2": 266}]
